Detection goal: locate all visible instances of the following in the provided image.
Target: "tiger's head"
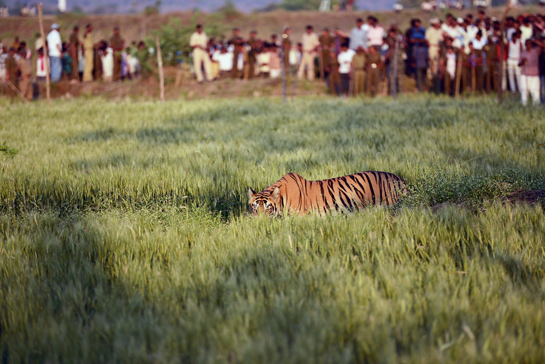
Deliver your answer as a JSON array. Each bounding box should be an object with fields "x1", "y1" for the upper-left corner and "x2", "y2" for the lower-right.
[{"x1": 248, "y1": 187, "x2": 280, "y2": 217}]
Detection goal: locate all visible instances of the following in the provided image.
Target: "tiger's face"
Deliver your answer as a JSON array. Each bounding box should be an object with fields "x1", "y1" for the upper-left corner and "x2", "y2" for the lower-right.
[{"x1": 248, "y1": 187, "x2": 280, "y2": 217}]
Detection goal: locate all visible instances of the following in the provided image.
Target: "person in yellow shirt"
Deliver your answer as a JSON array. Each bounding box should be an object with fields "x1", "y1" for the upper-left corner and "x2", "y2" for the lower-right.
[
  {"x1": 190, "y1": 24, "x2": 213, "y2": 83},
  {"x1": 298, "y1": 25, "x2": 320, "y2": 81}
]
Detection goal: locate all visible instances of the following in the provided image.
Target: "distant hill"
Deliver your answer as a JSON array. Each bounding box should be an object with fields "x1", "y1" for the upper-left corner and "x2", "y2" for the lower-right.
[{"x1": 3, "y1": 0, "x2": 398, "y2": 14}]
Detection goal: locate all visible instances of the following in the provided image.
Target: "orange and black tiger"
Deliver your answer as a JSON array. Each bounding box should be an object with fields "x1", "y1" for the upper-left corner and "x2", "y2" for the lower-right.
[{"x1": 248, "y1": 171, "x2": 406, "y2": 217}]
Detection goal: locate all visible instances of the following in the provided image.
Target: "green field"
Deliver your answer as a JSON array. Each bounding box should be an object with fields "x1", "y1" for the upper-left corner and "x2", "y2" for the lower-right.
[{"x1": 1, "y1": 95, "x2": 545, "y2": 363}]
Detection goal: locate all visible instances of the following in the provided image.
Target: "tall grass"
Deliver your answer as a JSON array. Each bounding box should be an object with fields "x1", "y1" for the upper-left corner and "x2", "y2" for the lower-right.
[{"x1": 0, "y1": 95, "x2": 544, "y2": 363}]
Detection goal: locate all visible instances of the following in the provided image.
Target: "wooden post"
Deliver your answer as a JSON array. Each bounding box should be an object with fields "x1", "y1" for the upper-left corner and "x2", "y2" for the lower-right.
[
  {"x1": 455, "y1": 53, "x2": 462, "y2": 99},
  {"x1": 498, "y1": 0, "x2": 512, "y2": 105},
  {"x1": 471, "y1": 65, "x2": 476, "y2": 95},
  {"x1": 155, "y1": 37, "x2": 165, "y2": 103},
  {"x1": 37, "y1": 3, "x2": 50, "y2": 105},
  {"x1": 280, "y1": 43, "x2": 287, "y2": 103},
  {"x1": 7, "y1": 81, "x2": 30, "y2": 103},
  {"x1": 393, "y1": 35, "x2": 399, "y2": 102}
]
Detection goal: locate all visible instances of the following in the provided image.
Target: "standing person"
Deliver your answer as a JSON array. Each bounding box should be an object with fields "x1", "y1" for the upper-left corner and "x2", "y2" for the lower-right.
[
  {"x1": 472, "y1": 32, "x2": 486, "y2": 93},
  {"x1": 483, "y1": 35, "x2": 499, "y2": 93},
  {"x1": 281, "y1": 27, "x2": 292, "y2": 74},
  {"x1": 110, "y1": 27, "x2": 124, "y2": 82},
  {"x1": 540, "y1": 38, "x2": 545, "y2": 104},
  {"x1": 333, "y1": 28, "x2": 347, "y2": 57},
  {"x1": 269, "y1": 46, "x2": 281, "y2": 79},
  {"x1": 386, "y1": 27, "x2": 404, "y2": 96},
  {"x1": 47, "y1": 23, "x2": 62, "y2": 83},
  {"x1": 319, "y1": 28, "x2": 333, "y2": 80},
  {"x1": 337, "y1": 43, "x2": 355, "y2": 96},
  {"x1": 468, "y1": 42, "x2": 484, "y2": 93},
  {"x1": 327, "y1": 50, "x2": 341, "y2": 95},
  {"x1": 5, "y1": 48, "x2": 18, "y2": 91},
  {"x1": 349, "y1": 18, "x2": 367, "y2": 52},
  {"x1": 190, "y1": 24, "x2": 213, "y2": 83},
  {"x1": 16, "y1": 49, "x2": 32, "y2": 99},
  {"x1": 507, "y1": 31, "x2": 523, "y2": 93},
  {"x1": 229, "y1": 28, "x2": 242, "y2": 79},
  {"x1": 82, "y1": 24, "x2": 94, "y2": 82},
  {"x1": 426, "y1": 18, "x2": 442, "y2": 90},
  {"x1": 100, "y1": 41, "x2": 113, "y2": 82},
  {"x1": 298, "y1": 25, "x2": 320, "y2": 81},
  {"x1": 413, "y1": 42, "x2": 429, "y2": 92},
  {"x1": 519, "y1": 39, "x2": 542, "y2": 106},
  {"x1": 351, "y1": 46, "x2": 366, "y2": 95},
  {"x1": 35, "y1": 47, "x2": 47, "y2": 83},
  {"x1": 244, "y1": 30, "x2": 258, "y2": 80},
  {"x1": 34, "y1": 32, "x2": 43, "y2": 52},
  {"x1": 69, "y1": 25, "x2": 80, "y2": 82},
  {"x1": 366, "y1": 46, "x2": 382, "y2": 97},
  {"x1": 367, "y1": 16, "x2": 384, "y2": 50}
]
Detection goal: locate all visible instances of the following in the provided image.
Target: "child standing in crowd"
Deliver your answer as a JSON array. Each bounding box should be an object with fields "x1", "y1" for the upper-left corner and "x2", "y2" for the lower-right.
[{"x1": 338, "y1": 43, "x2": 355, "y2": 95}]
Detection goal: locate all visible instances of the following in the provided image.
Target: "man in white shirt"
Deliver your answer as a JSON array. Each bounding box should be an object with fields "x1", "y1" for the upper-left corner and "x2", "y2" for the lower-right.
[
  {"x1": 190, "y1": 24, "x2": 213, "y2": 83},
  {"x1": 426, "y1": 18, "x2": 443, "y2": 77},
  {"x1": 349, "y1": 18, "x2": 367, "y2": 51},
  {"x1": 337, "y1": 43, "x2": 355, "y2": 95},
  {"x1": 367, "y1": 16, "x2": 384, "y2": 49},
  {"x1": 298, "y1": 25, "x2": 320, "y2": 80},
  {"x1": 471, "y1": 30, "x2": 487, "y2": 50},
  {"x1": 46, "y1": 23, "x2": 62, "y2": 82}
]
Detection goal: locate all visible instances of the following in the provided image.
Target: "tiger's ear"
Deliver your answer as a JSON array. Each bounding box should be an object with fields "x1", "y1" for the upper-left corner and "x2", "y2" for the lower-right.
[
  {"x1": 272, "y1": 187, "x2": 280, "y2": 202},
  {"x1": 248, "y1": 188, "x2": 256, "y2": 200}
]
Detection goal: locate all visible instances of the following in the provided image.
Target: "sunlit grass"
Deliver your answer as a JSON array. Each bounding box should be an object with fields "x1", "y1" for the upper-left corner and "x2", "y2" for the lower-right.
[{"x1": 0, "y1": 95, "x2": 544, "y2": 363}]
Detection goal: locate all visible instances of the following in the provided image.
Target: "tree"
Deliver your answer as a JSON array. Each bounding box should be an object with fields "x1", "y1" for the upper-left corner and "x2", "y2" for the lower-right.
[{"x1": 261, "y1": 0, "x2": 322, "y2": 11}]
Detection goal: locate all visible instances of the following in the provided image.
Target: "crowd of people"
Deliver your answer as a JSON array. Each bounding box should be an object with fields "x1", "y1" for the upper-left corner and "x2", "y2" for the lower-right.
[
  {"x1": 0, "y1": 23, "x2": 144, "y2": 99},
  {"x1": 2, "y1": 8, "x2": 545, "y2": 105},
  {"x1": 189, "y1": 9, "x2": 545, "y2": 105}
]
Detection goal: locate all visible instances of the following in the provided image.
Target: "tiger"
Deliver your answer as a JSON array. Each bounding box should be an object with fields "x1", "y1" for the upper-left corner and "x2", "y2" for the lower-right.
[{"x1": 248, "y1": 171, "x2": 406, "y2": 217}]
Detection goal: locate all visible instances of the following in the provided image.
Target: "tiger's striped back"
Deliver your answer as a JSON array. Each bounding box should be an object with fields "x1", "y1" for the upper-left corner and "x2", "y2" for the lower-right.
[{"x1": 248, "y1": 171, "x2": 406, "y2": 216}]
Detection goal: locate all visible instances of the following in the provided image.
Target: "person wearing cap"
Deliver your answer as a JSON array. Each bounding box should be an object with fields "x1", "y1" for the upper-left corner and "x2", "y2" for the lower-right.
[
  {"x1": 47, "y1": 23, "x2": 62, "y2": 82},
  {"x1": 110, "y1": 27, "x2": 124, "y2": 81},
  {"x1": 351, "y1": 46, "x2": 366, "y2": 95},
  {"x1": 281, "y1": 27, "x2": 291, "y2": 74},
  {"x1": 190, "y1": 24, "x2": 213, "y2": 83},
  {"x1": 244, "y1": 30, "x2": 258, "y2": 80},
  {"x1": 426, "y1": 18, "x2": 442, "y2": 84},
  {"x1": 298, "y1": 25, "x2": 320, "y2": 81},
  {"x1": 229, "y1": 28, "x2": 242, "y2": 79}
]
